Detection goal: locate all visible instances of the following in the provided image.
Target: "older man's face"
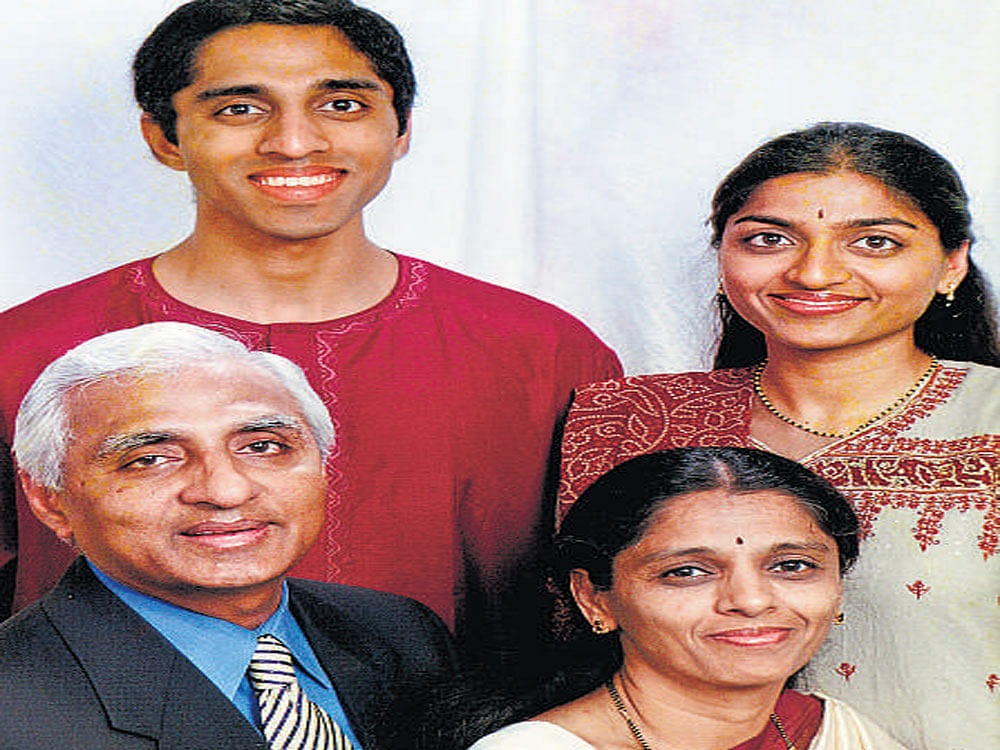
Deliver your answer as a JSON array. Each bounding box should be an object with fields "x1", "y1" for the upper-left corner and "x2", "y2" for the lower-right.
[{"x1": 33, "y1": 361, "x2": 325, "y2": 620}]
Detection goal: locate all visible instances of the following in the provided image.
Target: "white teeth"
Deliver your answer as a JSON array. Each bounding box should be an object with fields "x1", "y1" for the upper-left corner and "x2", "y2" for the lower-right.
[{"x1": 257, "y1": 174, "x2": 336, "y2": 187}]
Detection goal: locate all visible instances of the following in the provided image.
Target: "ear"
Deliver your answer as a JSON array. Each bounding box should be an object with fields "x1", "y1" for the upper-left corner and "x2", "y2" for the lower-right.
[
  {"x1": 569, "y1": 569, "x2": 617, "y2": 631},
  {"x1": 19, "y1": 471, "x2": 75, "y2": 543},
  {"x1": 937, "y1": 240, "x2": 970, "y2": 295},
  {"x1": 392, "y1": 116, "x2": 412, "y2": 161},
  {"x1": 140, "y1": 114, "x2": 188, "y2": 172}
]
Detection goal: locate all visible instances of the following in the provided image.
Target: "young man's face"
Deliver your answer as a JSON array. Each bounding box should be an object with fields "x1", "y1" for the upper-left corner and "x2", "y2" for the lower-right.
[{"x1": 144, "y1": 23, "x2": 410, "y2": 244}]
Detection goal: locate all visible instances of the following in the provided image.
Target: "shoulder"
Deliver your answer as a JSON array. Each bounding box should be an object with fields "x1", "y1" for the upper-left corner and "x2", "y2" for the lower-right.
[
  {"x1": 0, "y1": 257, "x2": 150, "y2": 328},
  {"x1": 0, "y1": 259, "x2": 152, "y2": 411},
  {"x1": 469, "y1": 721, "x2": 595, "y2": 750},
  {"x1": 287, "y1": 579, "x2": 455, "y2": 653},
  {"x1": 405, "y1": 256, "x2": 610, "y2": 340},
  {"x1": 570, "y1": 368, "x2": 753, "y2": 408},
  {"x1": 809, "y1": 693, "x2": 907, "y2": 749}
]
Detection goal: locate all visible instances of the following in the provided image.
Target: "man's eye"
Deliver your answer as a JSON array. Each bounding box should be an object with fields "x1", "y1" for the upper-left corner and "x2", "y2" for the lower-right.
[
  {"x1": 746, "y1": 232, "x2": 793, "y2": 248},
  {"x1": 319, "y1": 99, "x2": 364, "y2": 114},
  {"x1": 215, "y1": 102, "x2": 266, "y2": 117},
  {"x1": 122, "y1": 454, "x2": 170, "y2": 469},
  {"x1": 241, "y1": 440, "x2": 287, "y2": 454}
]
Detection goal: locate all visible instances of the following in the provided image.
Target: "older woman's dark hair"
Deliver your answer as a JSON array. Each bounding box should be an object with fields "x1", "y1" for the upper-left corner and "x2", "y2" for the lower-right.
[
  {"x1": 133, "y1": 0, "x2": 415, "y2": 143},
  {"x1": 554, "y1": 447, "x2": 859, "y2": 596},
  {"x1": 709, "y1": 122, "x2": 1000, "y2": 368}
]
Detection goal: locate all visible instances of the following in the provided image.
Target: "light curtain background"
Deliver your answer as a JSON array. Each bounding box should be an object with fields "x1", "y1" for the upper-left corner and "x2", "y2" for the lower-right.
[{"x1": 2, "y1": 0, "x2": 998, "y2": 373}]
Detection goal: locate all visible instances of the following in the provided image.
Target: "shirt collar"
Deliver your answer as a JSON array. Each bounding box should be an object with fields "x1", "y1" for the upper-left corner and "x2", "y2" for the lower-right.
[{"x1": 87, "y1": 560, "x2": 332, "y2": 699}]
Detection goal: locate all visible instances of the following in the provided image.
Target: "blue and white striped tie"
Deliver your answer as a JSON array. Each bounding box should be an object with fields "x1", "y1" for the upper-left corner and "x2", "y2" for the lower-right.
[{"x1": 247, "y1": 634, "x2": 353, "y2": 750}]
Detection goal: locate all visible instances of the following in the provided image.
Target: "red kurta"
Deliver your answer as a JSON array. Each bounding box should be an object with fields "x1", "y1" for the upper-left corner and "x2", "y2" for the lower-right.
[{"x1": 0, "y1": 254, "x2": 621, "y2": 662}]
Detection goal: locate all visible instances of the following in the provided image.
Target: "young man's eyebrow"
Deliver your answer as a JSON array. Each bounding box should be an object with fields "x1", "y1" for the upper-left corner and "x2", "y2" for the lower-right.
[
  {"x1": 195, "y1": 84, "x2": 264, "y2": 101},
  {"x1": 195, "y1": 78, "x2": 382, "y2": 102},
  {"x1": 318, "y1": 78, "x2": 383, "y2": 93}
]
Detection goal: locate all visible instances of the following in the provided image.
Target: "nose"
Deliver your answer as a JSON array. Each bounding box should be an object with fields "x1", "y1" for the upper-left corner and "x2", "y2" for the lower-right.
[
  {"x1": 179, "y1": 454, "x2": 260, "y2": 508},
  {"x1": 716, "y1": 565, "x2": 776, "y2": 617},
  {"x1": 783, "y1": 241, "x2": 851, "y2": 288},
  {"x1": 257, "y1": 109, "x2": 329, "y2": 159}
]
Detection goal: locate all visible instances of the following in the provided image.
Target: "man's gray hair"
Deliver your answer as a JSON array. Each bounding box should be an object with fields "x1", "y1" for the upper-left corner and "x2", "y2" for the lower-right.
[{"x1": 14, "y1": 322, "x2": 335, "y2": 490}]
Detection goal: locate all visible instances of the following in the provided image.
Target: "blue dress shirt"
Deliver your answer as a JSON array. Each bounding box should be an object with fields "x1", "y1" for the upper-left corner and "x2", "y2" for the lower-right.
[{"x1": 88, "y1": 561, "x2": 363, "y2": 748}]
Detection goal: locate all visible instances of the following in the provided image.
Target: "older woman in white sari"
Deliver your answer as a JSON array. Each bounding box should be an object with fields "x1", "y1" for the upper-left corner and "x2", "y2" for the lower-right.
[{"x1": 470, "y1": 448, "x2": 903, "y2": 750}]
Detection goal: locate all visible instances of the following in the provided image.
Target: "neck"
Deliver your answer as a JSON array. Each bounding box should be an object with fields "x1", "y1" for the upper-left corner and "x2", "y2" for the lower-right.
[
  {"x1": 157, "y1": 581, "x2": 285, "y2": 630},
  {"x1": 153, "y1": 215, "x2": 398, "y2": 324},
  {"x1": 758, "y1": 336, "x2": 933, "y2": 433},
  {"x1": 612, "y1": 664, "x2": 784, "y2": 750}
]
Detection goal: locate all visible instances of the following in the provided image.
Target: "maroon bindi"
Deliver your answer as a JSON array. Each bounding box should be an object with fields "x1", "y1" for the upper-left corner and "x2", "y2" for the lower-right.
[
  {"x1": 817, "y1": 208, "x2": 825, "y2": 219},
  {"x1": 736, "y1": 536, "x2": 744, "y2": 545}
]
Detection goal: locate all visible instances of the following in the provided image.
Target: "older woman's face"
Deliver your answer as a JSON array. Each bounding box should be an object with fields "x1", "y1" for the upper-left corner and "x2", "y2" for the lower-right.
[
  {"x1": 718, "y1": 170, "x2": 967, "y2": 355},
  {"x1": 575, "y1": 489, "x2": 842, "y2": 692}
]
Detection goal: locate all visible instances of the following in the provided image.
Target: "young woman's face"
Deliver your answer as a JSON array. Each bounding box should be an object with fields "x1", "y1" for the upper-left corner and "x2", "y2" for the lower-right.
[
  {"x1": 574, "y1": 489, "x2": 843, "y2": 693},
  {"x1": 718, "y1": 171, "x2": 968, "y2": 355}
]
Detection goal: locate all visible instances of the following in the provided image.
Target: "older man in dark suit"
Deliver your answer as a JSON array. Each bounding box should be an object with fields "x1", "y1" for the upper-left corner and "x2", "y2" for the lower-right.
[{"x1": 0, "y1": 322, "x2": 457, "y2": 749}]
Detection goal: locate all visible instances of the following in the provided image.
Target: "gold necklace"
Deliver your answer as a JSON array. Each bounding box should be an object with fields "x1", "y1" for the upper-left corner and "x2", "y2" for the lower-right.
[
  {"x1": 752, "y1": 358, "x2": 938, "y2": 439},
  {"x1": 604, "y1": 676, "x2": 799, "y2": 750}
]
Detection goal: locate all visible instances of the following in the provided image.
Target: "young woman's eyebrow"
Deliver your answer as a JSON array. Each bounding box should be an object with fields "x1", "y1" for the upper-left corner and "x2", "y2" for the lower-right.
[
  {"x1": 840, "y1": 217, "x2": 918, "y2": 230},
  {"x1": 732, "y1": 215, "x2": 792, "y2": 228}
]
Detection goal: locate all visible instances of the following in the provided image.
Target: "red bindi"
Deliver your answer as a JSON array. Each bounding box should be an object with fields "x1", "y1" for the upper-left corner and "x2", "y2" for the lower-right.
[
  {"x1": 736, "y1": 536, "x2": 744, "y2": 545},
  {"x1": 817, "y1": 208, "x2": 825, "y2": 219}
]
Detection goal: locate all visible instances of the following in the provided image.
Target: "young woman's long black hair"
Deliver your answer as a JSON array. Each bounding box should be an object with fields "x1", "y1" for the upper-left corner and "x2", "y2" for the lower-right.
[{"x1": 710, "y1": 122, "x2": 1000, "y2": 368}]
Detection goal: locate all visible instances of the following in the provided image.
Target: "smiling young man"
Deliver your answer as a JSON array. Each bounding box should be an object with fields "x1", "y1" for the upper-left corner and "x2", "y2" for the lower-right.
[
  {"x1": 0, "y1": 0, "x2": 621, "y2": 670},
  {"x1": 0, "y1": 322, "x2": 456, "y2": 749}
]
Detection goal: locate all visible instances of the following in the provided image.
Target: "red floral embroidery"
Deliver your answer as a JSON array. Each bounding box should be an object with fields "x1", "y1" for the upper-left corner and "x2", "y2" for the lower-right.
[
  {"x1": 836, "y1": 663, "x2": 856, "y2": 681},
  {"x1": 906, "y1": 580, "x2": 930, "y2": 599},
  {"x1": 559, "y1": 366, "x2": 1000, "y2": 558},
  {"x1": 988, "y1": 674, "x2": 999, "y2": 693}
]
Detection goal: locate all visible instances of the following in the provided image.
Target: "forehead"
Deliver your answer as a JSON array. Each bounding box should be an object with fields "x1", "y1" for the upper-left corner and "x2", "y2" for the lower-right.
[
  {"x1": 736, "y1": 171, "x2": 926, "y2": 221},
  {"x1": 634, "y1": 488, "x2": 829, "y2": 549},
  {"x1": 65, "y1": 361, "x2": 301, "y2": 439},
  {"x1": 188, "y1": 23, "x2": 386, "y2": 92}
]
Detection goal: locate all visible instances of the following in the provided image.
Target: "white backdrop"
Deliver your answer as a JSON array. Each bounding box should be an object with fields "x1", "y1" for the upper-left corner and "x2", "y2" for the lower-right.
[{"x1": 2, "y1": 0, "x2": 998, "y2": 373}]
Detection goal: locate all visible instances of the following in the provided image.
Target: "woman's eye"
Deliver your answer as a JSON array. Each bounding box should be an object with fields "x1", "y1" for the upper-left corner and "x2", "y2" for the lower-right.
[
  {"x1": 849, "y1": 235, "x2": 900, "y2": 252},
  {"x1": 746, "y1": 232, "x2": 793, "y2": 248},
  {"x1": 770, "y1": 559, "x2": 818, "y2": 574},
  {"x1": 215, "y1": 102, "x2": 266, "y2": 117},
  {"x1": 661, "y1": 565, "x2": 711, "y2": 579}
]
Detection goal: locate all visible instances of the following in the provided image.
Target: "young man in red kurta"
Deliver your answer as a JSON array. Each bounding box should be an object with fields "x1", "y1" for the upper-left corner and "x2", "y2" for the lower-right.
[{"x1": 0, "y1": 0, "x2": 620, "y2": 670}]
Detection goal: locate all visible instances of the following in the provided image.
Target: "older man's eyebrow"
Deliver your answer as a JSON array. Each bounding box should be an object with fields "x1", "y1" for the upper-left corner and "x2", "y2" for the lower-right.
[
  {"x1": 237, "y1": 415, "x2": 307, "y2": 434},
  {"x1": 96, "y1": 431, "x2": 177, "y2": 459}
]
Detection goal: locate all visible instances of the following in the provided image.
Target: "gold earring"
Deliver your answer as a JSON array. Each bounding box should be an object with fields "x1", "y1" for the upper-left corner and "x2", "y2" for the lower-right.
[
  {"x1": 945, "y1": 288, "x2": 955, "y2": 305},
  {"x1": 717, "y1": 279, "x2": 726, "y2": 296},
  {"x1": 592, "y1": 619, "x2": 610, "y2": 635},
  {"x1": 833, "y1": 611, "x2": 845, "y2": 625}
]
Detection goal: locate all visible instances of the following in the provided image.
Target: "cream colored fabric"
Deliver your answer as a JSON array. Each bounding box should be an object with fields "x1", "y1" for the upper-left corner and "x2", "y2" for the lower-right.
[
  {"x1": 467, "y1": 695, "x2": 904, "y2": 749},
  {"x1": 801, "y1": 362, "x2": 1000, "y2": 750}
]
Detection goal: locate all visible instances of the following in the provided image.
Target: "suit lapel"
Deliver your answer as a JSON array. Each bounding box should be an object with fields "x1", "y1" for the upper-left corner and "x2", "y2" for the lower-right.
[
  {"x1": 289, "y1": 583, "x2": 402, "y2": 749},
  {"x1": 43, "y1": 559, "x2": 267, "y2": 749}
]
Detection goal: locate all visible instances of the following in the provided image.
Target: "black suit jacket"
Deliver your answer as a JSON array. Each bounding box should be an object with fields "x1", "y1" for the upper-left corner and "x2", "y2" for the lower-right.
[{"x1": 0, "y1": 558, "x2": 458, "y2": 749}]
